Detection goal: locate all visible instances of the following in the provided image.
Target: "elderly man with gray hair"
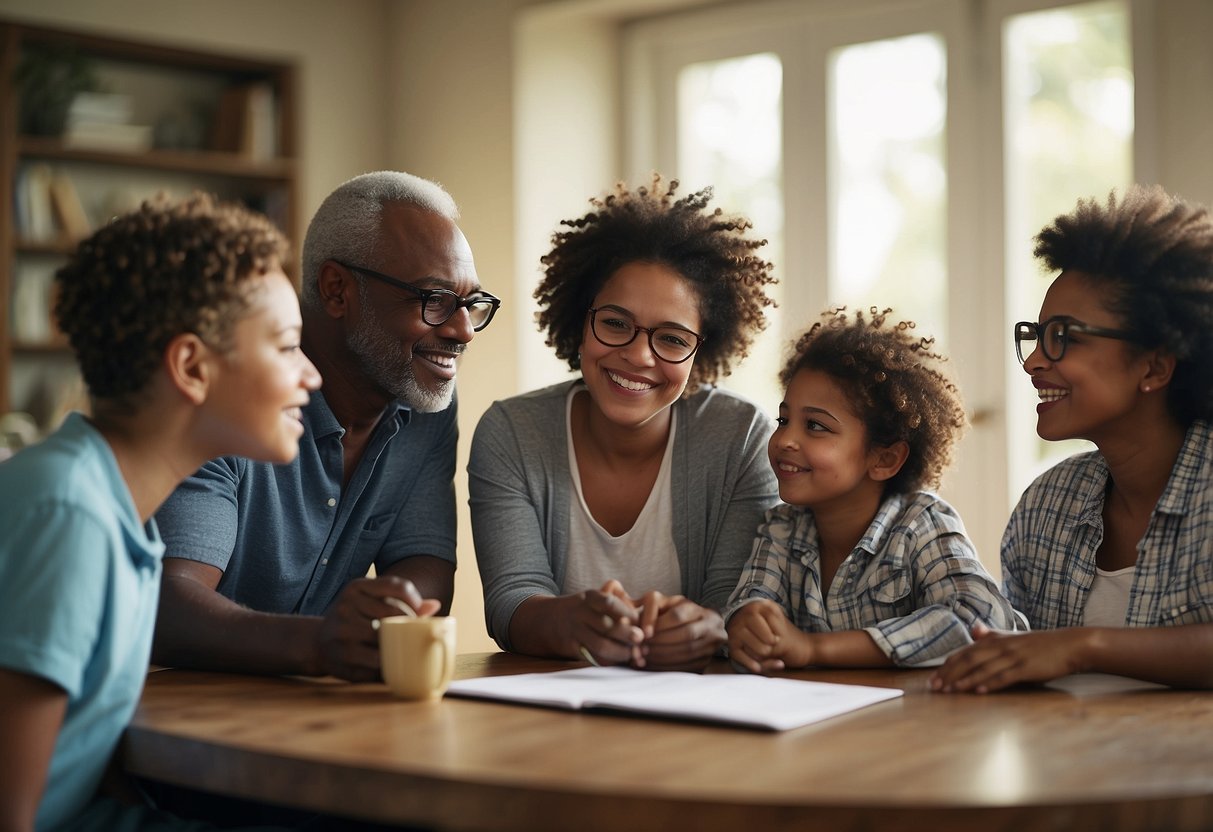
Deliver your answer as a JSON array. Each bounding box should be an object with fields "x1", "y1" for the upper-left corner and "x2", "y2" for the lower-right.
[{"x1": 153, "y1": 170, "x2": 498, "y2": 681}]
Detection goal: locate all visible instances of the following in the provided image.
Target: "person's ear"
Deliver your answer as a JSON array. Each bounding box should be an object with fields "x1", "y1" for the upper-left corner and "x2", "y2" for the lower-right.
[
  {"x1": 868, "y1": 440, "x2": 909, "y2": 483},
  {"x1": 1139, "y1": 349, "x2": 1176, "y2": 394},
  {"x1": 317, "y1": 260, "x2": 354, "y2": 319},
  {"x1": 164, "y1": 332, "x2": 212, "y2": 405}
]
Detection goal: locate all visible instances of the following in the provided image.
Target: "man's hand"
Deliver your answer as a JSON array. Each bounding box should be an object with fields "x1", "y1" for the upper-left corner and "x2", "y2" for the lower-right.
[{"x1": 317, "y1": 576, "x2": 441, "y2": 681}]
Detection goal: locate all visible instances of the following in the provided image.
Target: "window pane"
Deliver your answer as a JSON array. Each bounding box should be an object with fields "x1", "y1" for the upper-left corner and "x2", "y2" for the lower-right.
[
  {"x1": 677, "y1": 53, "x2": 784, "y2": 410},
  {"x1": 828, "y1": 33, "x2": 948, "y2": 345},
  {"x1": 1003, "y1": 1, "x2": 1132, "y2": 496}
]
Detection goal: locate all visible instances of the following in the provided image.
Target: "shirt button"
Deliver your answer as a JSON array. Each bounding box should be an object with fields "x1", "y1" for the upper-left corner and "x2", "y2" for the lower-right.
[
  {"x1": 321, "y1": 559, "x2": 328, "y2": 566},
  {"x1": 326, "y1": 497, "x2": 336, "y2": 507}
]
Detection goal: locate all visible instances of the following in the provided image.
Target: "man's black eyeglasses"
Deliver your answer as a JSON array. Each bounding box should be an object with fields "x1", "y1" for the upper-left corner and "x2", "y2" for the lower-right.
[
  {"x1": 588, "y1": 306, "x2": 704, "y2": 364},
  {"x1": 1013, "y1": 315, "x2": 1136, "y2": 364},
  {"x1": 337, "y1": 261, "x2": 500, "y2": 331}
]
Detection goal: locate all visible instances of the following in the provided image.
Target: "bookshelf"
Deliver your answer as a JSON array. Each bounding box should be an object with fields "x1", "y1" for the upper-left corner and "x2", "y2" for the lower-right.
[{"x1": 0, "y1": 19, "x2": 298, "y2": 432}]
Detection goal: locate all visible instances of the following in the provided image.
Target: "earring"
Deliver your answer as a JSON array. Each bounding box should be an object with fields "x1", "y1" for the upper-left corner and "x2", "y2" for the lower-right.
[{"x1": 1143, "y1": 385, "x2": 1151, "y2": 392}]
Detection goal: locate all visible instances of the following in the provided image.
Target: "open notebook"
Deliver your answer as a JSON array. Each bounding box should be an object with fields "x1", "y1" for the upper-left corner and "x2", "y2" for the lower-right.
[{"x1": 445, "y1": 666, "x2": 903, "y2": 731}]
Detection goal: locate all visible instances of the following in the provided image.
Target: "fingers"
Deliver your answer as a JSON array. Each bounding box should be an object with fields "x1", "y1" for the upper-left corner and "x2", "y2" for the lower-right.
[
  {"x1": 368, "y1": 575, "x2": 441, "y2": 618},
  {"x1": 318, "y1": 577, "x2": 448, "y2": 682},
  {"x1": 970, "y1": 622, "x2": 994, "y2": 640},
  {"x1": 573, "y1": 591, "x2": 644, "y2": 666},
  {"x1": 599, "y1": 579, "x2": 631, "y2": 602},
  {"x1": 636, "y1": 590, "x2": 667, "y2": 639},
  {"x1": 726, "y1": 605, "x2": 782, "y2": 675},
  {"x1": 931, "y1": 634, "x2": 1025, "y2": 693}
]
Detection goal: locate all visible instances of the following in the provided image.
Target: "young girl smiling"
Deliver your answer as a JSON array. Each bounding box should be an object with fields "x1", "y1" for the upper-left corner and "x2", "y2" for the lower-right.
[{"x1": 726, "y1": 308, "x2": 1022, "y2": 672}]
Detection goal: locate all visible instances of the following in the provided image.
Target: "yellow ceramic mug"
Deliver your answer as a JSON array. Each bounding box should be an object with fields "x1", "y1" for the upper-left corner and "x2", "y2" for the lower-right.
[{"x1": 378, "y1": 615, "x2": 456, "y2": 700}]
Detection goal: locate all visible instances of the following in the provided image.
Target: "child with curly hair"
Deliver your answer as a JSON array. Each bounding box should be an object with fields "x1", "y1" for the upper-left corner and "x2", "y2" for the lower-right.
[
  {"x1": 469, "y1": 175, "x2": 779, "y2": 672},
  {"x1": 933, "y1": 185, "x2": 1213, "y2": 693},
  {"x1": 0, "y1": 193, "x2": 320, "y2": 830},
  {"x1": 725, "y1": 307, "x2": 1023, "y2": 672}
]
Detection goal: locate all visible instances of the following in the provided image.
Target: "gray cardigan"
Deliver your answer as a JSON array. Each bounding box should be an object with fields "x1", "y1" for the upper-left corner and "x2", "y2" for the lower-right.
[{"x1": 467, "y1": 380, "x2": 779, "y2": 651}]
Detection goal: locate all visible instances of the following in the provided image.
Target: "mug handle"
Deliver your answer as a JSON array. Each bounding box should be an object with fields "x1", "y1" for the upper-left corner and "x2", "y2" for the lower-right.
[{"x1": 433, "y1": 630, "x2": 454, "y2": 693}]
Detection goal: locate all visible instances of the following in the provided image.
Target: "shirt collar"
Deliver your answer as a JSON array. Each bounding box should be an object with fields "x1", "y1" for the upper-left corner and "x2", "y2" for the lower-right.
[
  {"x1": 304, "y1": 390, "x2": 411, "y2": 439},
  {"x1": 1154, "y1": 419, "x2": 1212, "y2": 517}
]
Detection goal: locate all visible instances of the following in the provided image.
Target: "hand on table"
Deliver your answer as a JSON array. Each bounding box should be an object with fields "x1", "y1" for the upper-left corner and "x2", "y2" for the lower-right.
[
  {"x1": 318, "y1": 576, "x2": 441, "y2": 681},
  {"x1": 631, "y1": 590, "x2": 725, "y2": 671},
  {"x1": 560, "y1": 581, "x2": 645, "y2": 668},
  {"x1": 726, "y1": 599, "x2": 813, "y2": 674},
  {"x1": 930, "y1": 623, "x2": 1086, "y2": 693}
]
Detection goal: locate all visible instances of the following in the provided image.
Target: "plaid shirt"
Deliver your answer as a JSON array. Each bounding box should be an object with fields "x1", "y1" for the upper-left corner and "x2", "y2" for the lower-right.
[
  {"x1": 724, "y1": 491, "x2": 1024, "y2": 666},
  {"x1": 1003, "y1": 419, "x2": 1213, "y2": 629}
]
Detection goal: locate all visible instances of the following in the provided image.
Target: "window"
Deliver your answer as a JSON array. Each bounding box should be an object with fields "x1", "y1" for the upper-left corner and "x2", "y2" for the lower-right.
[{"x1": 626, "y1": 0, "x2": 1133, "y2": 566}]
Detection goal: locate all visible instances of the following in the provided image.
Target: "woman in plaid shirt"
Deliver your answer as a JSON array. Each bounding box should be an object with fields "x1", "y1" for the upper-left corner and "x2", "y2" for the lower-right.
[
  {"x1": 725, "y1": 307, "x2": 1022, "y2": 672},
  {"x1": 934, "y1": 185, "x2": 1213, "y2": 693}
]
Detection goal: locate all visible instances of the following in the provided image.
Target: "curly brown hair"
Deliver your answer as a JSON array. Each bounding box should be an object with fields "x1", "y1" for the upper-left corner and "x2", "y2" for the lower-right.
[
  {"x1": 780, "y1": 307, "x2": 967, "y2": 494},
  {"x1": 533, "y1": 174, "x2": 776, "y2": 392},
  {"x1": 1033, "y1": 184, "x2": 1213, "y2": 426},
  {"x1": 54, "y1": 192, "x2": 288, "y2": 402}
]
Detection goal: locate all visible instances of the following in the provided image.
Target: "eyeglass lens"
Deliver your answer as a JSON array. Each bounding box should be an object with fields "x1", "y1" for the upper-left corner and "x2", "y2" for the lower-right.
[
  {"x1": 1015, "y1": 319, "x2": 1067, "y2": 363},
  {"x1": 591, "y1": 309, "x2": 699, "y2": 363},
  {"x1": 420, "y1": 292, "x2": 497, "y2": 331}
]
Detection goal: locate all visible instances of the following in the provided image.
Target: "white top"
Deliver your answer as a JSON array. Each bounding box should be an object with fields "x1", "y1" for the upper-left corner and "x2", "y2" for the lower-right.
[
  {"x1": 1082, "y1": 565, "x2": 1135, "y2": 627},
  {"x1": 561, "y1": 386, "x2": 682, "y2": 597}
]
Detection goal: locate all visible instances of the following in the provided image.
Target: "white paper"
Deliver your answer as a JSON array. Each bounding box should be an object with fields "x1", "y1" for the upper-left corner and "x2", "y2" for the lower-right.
[{"x1": 446, "y1": 666, "x2": 903, "y2": 731}]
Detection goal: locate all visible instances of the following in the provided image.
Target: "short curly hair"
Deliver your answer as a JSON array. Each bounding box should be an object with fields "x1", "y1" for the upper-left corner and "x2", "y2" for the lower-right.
[
  {"x1": 534, "y1": 175, "x2": 776, "y2": 392},
  {"x1": 54, "y1": 193, "x2": 289, "y2": 402},
  {"x1": 780, "y1": 307, "x2": 967, "y2": 494},
  {"x1": 1033, "y1": 184, "x2": 1213, "y2": 426}
]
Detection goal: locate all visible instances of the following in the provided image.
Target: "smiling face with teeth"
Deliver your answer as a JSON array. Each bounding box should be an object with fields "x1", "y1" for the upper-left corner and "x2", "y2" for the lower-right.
[
  {"x1": 578, "y1": 261, "x2": 703, "y2": 433},
  {"x1": 1025, "y1": 270, "x2": 1155, "y2": 444},
  {"x1": 345, "y1": 204, "x2": 481, "y2": 413},
  {"x1": 768, "y1": 368, "x2": 895, "y2": 515}
]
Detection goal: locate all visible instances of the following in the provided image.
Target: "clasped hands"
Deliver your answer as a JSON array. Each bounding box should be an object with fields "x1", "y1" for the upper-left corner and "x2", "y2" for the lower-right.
[{"x1": 570, "y1": 580, "x2": 725, "y2": 672}]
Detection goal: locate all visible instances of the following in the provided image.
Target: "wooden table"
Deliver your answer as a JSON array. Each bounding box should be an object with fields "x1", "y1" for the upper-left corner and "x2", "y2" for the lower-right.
[{"x1": 122, "y1": 653, "x2": 1213, "y2": 832}]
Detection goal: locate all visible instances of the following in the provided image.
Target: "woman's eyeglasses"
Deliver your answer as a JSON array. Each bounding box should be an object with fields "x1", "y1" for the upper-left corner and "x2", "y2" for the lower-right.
[
  {"x1": 337, "y1": 261, "x2": 500, "y2": 332},
  {"x1": 1013, "y1": 316, "x2": 1135, "y2": 364},
  {"x1": 588, "y1": 306, "x2": 703, "y2": 364}
]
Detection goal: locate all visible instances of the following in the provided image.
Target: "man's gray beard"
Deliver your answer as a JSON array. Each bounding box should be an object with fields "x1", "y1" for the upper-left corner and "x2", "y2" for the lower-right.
[{"x1": 347, "y1": 306, "x2": 455, "y2": 414}]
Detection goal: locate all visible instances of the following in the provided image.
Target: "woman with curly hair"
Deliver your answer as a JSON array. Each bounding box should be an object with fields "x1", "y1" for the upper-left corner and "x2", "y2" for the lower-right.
[
  {"x1": 725, "y1": 307, "x2": 1022, "y2": 673},
  {"x1": 468, "y1": 175, "x2": 779, "y2": 671},
  {"x1": 0, "y1": 193, "x2": 319, "y2": 831},
  {"x1": 934, "y1": 185, "x2": 1213, "y2": 693}
]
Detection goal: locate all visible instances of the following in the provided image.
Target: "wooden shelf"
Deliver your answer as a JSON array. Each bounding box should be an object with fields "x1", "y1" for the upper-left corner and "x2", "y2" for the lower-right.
[
  {"x1": 18, "y1": 136, "x2": 296, "y2": 182},
  {"x1": 0, "y1": 18, "x2": 298, "y2": 421},
  {"x1": 11, "y1": 340, "x2": 71, "y2": 354}
]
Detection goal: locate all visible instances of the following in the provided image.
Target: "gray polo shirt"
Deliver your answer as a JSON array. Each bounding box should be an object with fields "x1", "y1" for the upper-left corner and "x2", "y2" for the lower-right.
[{"x1": 155, "y1": 390, "x2": 458, "y2": 615}]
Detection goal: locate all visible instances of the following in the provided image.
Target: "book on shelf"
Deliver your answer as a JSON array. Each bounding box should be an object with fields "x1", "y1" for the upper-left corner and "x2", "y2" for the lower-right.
[
  {"x1": 48, "y1": 174, "x2": 91, "y2": 240},
  {"x1": 210, "y1": 81, "x2": 277, "y2": 159},
  {"x1": 61, "y1": 91, "x2": 153, "y2": 152},
  {"x1": 63, "y1": 121, "x2": 154, "y2": 153},
  {"x1": 11, "y1": 262, "x2": 57, "y2": 344},
  {"x1": 66, "y1": 91, "x2": 135, "y2": 126},
  {"x1": 445, "y1": 666, "x2": 903, "y2": 732},
  {"x1": 15, "y1": 164, "x2": 56, "y2": 242}
]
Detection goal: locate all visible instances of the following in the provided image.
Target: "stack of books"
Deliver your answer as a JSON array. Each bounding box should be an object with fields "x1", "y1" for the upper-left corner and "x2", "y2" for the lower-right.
[{"x1": 62, "y1": 92, "x2": 153, "y2": 153}]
